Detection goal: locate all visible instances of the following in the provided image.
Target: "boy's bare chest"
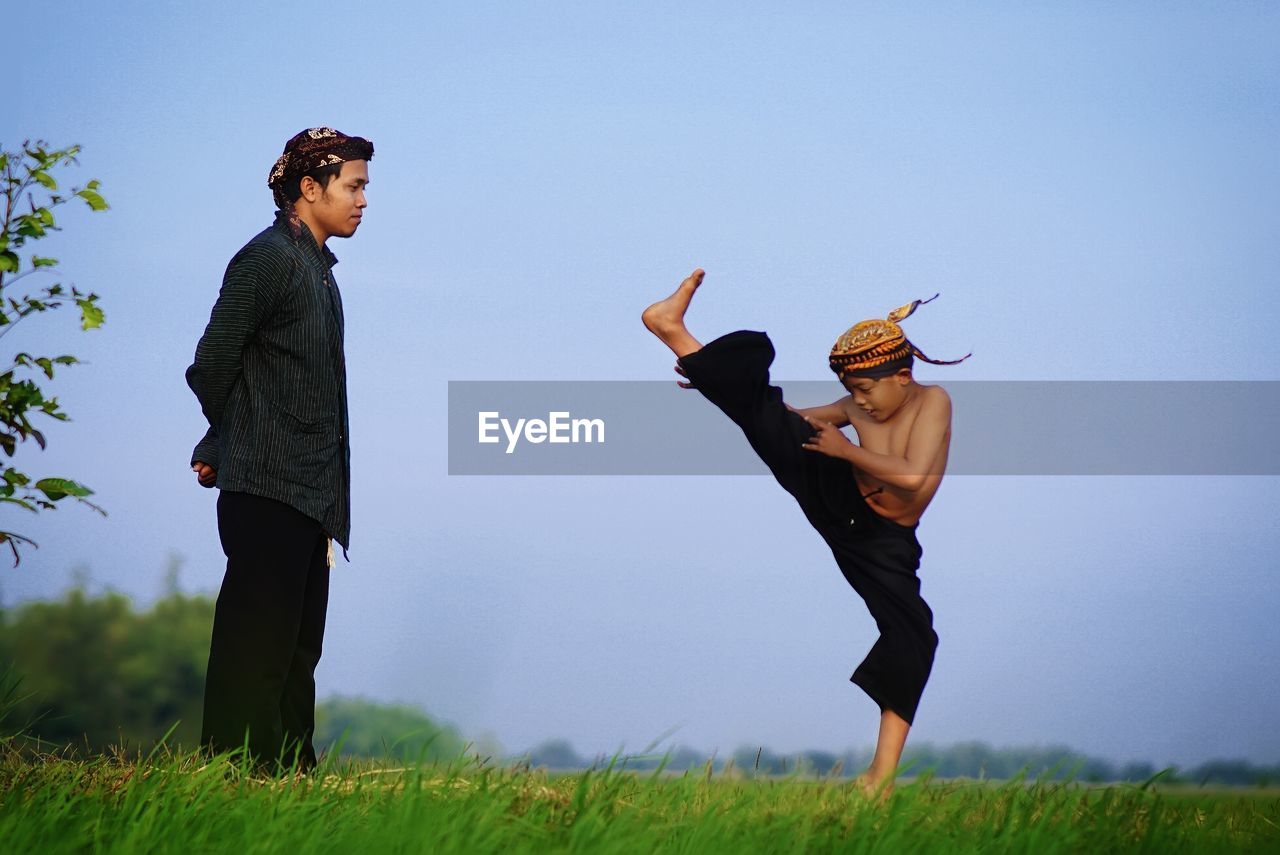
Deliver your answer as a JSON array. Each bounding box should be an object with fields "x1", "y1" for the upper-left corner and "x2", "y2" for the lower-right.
[
  {"x1": 839, "y1": 392, "x2": 950, "y2": 524},
  {"x1": 843, "y1": 399, "x2": 921, "y2": 456}
]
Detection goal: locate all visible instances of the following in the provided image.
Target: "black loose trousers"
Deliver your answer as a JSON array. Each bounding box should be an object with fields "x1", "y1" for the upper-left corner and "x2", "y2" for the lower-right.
[
  {"x1": 201, "y1": 491, "x2": 331, "y2": 769},
  {"x1": 678, "y1": 330, "x2": 939, "y2": 725}
]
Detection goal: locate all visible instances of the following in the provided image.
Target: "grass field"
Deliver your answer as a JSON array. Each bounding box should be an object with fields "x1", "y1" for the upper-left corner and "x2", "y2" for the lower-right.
[{"x1": 2, "y1": 749, "x2": 1278, "y2": 853}]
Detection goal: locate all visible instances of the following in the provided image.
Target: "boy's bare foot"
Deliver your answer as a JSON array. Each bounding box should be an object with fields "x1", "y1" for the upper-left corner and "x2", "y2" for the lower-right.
[
  {"x1": 642, "y1": 268, "x2": 704, "y2": 336},
  {"x1": 854, "y1": 772, "x2": 894, "y2": 803},
  {"x1": 642, "y1": 269, "x2": 706, "y2": 358}
]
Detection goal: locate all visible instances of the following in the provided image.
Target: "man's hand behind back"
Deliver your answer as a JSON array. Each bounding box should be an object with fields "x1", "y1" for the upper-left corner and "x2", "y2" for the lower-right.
[{"x1": 192, "y1": 461, "x2": 217, "y2": 488}]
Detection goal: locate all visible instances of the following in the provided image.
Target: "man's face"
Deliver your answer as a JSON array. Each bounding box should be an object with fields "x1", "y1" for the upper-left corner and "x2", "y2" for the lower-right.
[
  {"x1": 841, "y1": 370, "x2": 912, "y2": 421},
  {"x1": 308, "y1": 160, "x2": 369, "y2": 238}
]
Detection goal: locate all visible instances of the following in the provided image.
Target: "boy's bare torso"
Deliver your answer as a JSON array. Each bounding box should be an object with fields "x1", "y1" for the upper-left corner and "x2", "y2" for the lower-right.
[{"x1": 838, "y1": 385, "x2": 951, "y2": 527}]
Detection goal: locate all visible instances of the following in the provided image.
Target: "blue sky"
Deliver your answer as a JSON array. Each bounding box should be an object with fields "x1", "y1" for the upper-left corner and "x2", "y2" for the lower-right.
[{"x1": 6, "y1": 1, "x2": 1279, "y2": 767}]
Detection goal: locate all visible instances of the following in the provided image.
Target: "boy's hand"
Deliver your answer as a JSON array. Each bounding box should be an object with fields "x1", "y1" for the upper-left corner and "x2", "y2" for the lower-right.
[
  {"x1": 192, "y1": 461, "x2": 217, "y2": 488},
  {"x1": 800, "y1": 416, "x2": 853, "y2": 459}
]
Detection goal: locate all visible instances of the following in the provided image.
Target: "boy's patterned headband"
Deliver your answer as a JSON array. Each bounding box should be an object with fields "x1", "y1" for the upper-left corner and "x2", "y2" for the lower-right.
[{"x1": 829, "y1": 294, "x2": 971, "y2": 379}]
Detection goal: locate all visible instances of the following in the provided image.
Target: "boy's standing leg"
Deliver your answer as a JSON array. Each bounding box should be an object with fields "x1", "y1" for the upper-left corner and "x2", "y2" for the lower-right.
[{"x1": 864, "y1": 712, "x2": 911, "y2": 795}]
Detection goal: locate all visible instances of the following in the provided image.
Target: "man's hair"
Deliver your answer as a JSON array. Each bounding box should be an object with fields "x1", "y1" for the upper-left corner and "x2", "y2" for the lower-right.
[{"x1": 284, "y1": 162, "x2": 345, "y2": 204}]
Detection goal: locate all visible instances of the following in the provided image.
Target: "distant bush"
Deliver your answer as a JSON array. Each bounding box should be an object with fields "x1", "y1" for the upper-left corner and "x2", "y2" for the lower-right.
[
  {"x1": 0, "y1": 585, "x2": 211, "y2": 751},
  {"x1": 523, "y1": 738, "x2": 1280, "y2": 787},
  {"x1": 3, "y1": 584, "x2": 1277, "y2": 785},
  {"x1": 523, "y1": 738, "x2": 587, "y2": 770},
  {"x1": 0, "y1": 580, "x2": 465, "y2": 762},
  {"x1": 315, "y1": 696, "x2": 466, "y2": 763}
]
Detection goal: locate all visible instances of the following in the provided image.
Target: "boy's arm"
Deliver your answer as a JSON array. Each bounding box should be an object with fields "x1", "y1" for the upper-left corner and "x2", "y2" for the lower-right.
[
  {"x1": 184, "y1": 243, "x2": 289, "y2": 432},
  {"x1": 787, "y1": 396, "x2": 852, "y2": 428},
  {"x1": 801, "y1": 388, "x2": 951, "y2": 493}
]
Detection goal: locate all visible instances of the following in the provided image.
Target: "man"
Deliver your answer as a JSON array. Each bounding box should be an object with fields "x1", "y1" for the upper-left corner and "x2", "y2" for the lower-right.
[
  {"x1": 642, "y1": 269, "x2": 967, "y2": 797},
  {"x1": 186, "y1": 127, "x2": 373, "y2": 773}
]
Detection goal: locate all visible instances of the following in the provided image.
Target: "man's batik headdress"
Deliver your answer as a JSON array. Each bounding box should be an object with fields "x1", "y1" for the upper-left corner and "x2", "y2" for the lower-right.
[
  {"x1": 829, "y1": 294, "x2": 971, "y2": 380},
  {"x1": 267, "y1": 127, "x2": 374, "y2": 237}
]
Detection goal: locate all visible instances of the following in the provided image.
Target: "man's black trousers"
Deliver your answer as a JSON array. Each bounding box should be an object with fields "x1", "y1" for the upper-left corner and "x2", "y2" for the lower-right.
[{"x1": 201, "y1": 491, "x2": 331, "y2": 770}]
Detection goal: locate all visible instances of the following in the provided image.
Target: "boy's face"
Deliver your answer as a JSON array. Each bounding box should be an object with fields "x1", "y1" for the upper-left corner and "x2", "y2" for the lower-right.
[{"x1": 841, "y1": 370, "x2": 914, "y2": 421}]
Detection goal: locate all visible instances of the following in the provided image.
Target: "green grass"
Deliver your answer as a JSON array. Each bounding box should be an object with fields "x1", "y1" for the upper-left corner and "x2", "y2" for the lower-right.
[{"x1": 1, "y1": 748, "x2": 1277, "y2": 853}]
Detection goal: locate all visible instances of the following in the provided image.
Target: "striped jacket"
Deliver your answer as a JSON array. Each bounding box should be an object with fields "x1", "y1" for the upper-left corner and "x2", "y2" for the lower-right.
[{"x1": 186, "y1": 211, "x2": 351, "y2": 551}]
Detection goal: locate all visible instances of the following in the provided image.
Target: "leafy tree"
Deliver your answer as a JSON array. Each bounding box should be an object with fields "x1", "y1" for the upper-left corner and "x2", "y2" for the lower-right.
[
  {"x1": 524, "y1": 738, "x2": 585, "y2": 770},
  {"x1": 0, "y1": 581, "x2": 213, "y2": 751},
  {"x1": 656, "y1": 744, "x2": 709, "y2": 772},
  {"x1": 0, "y1": 141, "x2": 108, "y2": 565},
  {"x1": 314, "y1": 696, "x2": 467, "y2": 763},
  {"x1": 0, "y1": 578, "x2": 470, "y2": 761},
  {"x1": 798, "y1": 749, "x2": 839, "y2": 775}
]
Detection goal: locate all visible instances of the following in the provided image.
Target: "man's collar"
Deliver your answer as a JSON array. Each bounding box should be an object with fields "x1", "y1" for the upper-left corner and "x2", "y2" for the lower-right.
[{"x1": 273, "y1": 210, "x2": 339, "y2": 268}]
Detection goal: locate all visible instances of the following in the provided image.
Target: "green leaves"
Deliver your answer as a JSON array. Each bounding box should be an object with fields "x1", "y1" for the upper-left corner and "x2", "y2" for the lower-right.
[
  {"x1": 77, "y1": 179, "x2": 108, "y2": 211},
  {"x1": 13, "y1": 351, "x2": 82, "y2": 380},
  {"x1": 76, "y1": 187, "x2": 107, "y2": 212},
  {"x1": 1, "y1": 140, "x2": 105, "y2": 269},
  {"x1": 0, "y1": 139, "x2": 109, "y2": 564},
  {"x1": 35, "y1": 477, "x2": 93, "y2": 501},
  {"x1": 76, "y1": 294, "x2": 104, "y2": 330},
  {"x1": 0, "y1": 496, "x2": 37, "y2": 512}
]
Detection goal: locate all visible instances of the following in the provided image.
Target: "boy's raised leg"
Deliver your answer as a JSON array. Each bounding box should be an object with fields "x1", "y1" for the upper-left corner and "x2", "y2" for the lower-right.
[{"x1": 642, "y1": 268, "x2": 706, "y2": 358}]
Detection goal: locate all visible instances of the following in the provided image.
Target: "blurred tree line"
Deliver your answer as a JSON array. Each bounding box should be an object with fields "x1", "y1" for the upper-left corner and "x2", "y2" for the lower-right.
[
  {"x1": 523, "y1": 740, "x2": 1280, "y2": 788},
  {"x1": 0, "y1": 564, "x2": 464, "y2": 762},
  {"x1": 3, "y1": 577, "x2": 1277, "y2": 785}
]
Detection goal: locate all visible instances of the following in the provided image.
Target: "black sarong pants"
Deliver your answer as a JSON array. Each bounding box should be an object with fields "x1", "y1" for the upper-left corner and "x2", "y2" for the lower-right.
[
  {"x1": 678, "y1": 330, "x2": 938, "y2": 725},
  {"x1": 201, "y1": 491, "x2": 330, "y2": 770}
]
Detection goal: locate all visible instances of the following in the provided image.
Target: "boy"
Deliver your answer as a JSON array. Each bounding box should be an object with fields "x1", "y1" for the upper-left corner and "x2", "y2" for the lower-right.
[{"x1": 642, "y1": 269, "x2": 967, "y2": 795}]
